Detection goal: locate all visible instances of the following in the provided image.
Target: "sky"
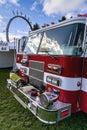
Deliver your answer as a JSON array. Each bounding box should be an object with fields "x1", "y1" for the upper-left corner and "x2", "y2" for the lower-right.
[{"x1": 0, "y1": 0, "x2": 87, "y2": 42}]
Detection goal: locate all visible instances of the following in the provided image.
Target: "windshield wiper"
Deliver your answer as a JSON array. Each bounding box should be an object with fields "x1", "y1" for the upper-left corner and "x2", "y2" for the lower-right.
[{"x1": 40, "y1": 50, "x2": 58, "y2": 61}]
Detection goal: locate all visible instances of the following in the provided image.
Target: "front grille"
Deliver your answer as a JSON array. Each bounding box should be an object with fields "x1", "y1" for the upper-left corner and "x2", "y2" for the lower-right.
[
  {"x1": 29, "y1": 60, "x2": 44, "y2": 89},
  {"x1": 29, "y1": 60, "x2": 44, "y2": 71},
  {"x1": 29, "y1": 68, "x2": 43, "y2": 80}
]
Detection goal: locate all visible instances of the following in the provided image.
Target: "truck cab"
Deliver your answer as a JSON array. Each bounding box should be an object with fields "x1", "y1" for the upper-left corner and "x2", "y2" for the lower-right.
[{"x1": 7, "y1": 16, "x2": 87, "y2": 124}]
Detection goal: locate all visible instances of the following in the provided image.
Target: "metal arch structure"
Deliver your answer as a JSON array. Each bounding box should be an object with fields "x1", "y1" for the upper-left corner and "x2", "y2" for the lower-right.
[{"x1": 6, "y1": 15, "x2": 33, "y2": 42}]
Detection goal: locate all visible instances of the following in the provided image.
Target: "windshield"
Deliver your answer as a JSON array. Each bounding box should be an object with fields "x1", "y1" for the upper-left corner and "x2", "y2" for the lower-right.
[
  {"x1": 24, "y1": 23, "x2": 85, "y2": 56},
  {"x1": 24, "y1": 33, "x2": 42, "y2": 54}
]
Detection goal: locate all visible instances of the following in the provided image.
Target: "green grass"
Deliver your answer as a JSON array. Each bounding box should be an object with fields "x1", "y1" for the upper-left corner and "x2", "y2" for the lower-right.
[{"x1": 0, "y1": 68, "x2": 87, "y2": 130}]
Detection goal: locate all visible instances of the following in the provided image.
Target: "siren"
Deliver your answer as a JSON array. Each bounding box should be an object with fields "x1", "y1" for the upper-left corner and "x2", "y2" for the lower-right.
[
  {"x1": 42, "y1": 24, "x2": 49, "y2": 28},
  {"x1": 42, "y1": 22, "x2": 55, "y2": 28},
  {"x1": 51, "y1": 22, "x2": 55, "y2": 25}
]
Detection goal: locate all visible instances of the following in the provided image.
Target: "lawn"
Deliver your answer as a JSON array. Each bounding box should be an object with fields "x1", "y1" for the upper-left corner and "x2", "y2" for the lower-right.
[{"x1": 0, "y1": 68, "x2": 87, "y2": 130}]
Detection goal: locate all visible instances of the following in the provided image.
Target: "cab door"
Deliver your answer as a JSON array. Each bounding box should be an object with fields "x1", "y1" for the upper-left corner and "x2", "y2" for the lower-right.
[{"x1": 80, "y1": 26, "x2": 87, "y2": 113}]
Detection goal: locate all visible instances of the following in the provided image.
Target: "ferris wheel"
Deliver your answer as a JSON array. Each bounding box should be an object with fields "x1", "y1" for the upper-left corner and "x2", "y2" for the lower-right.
[{"x1": 6, "y1": 11, "x2": 33, "y2": 42}]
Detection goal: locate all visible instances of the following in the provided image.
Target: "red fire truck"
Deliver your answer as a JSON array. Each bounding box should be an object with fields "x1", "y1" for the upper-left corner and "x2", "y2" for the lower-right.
[{"x1": 7, "y1": 15, "x2": 87, "y2": 124}]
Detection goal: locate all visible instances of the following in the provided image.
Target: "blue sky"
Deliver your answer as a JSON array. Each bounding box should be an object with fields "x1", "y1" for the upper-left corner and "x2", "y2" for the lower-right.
[{"x1": 0, "y1": 0, "x2": 87, "y2": 41}]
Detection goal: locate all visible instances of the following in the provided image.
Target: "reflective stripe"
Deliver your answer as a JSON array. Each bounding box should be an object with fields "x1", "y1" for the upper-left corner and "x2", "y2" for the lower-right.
[
  {"x1": 16, "y1": 63, "x2": 84, "y2": 91},
  {"x1": 44, "y1": 72, "x2": 81, "y2": 91},
  {"x1": 16, "y1": 63, "x2": 21, "y2": 69},
  {"x1": 16, "y1": 63, "x2": 29, "y2": 75},
  {"x1": 81, "y1": 78, "x2": 87, "y2": 92}
]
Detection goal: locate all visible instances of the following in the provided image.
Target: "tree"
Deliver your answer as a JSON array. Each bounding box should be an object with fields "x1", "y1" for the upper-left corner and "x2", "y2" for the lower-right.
[
  {"x1": 59, "y1": 16, "x2": 66, "y2": 22},
  {"x1": 32, "y1": 23, "x2": 40, "y2": 31},
  {"x1": 59, "y1": 16, "x2": 73, "y2": 22}
]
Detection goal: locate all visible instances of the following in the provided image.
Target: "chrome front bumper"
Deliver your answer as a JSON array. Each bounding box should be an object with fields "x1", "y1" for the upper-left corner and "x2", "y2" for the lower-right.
[{"x1": 7, "y1": 79, "x2": 71, "y2": 124}]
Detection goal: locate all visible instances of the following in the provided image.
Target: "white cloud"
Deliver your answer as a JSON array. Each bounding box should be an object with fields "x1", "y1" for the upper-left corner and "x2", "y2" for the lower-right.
[
  {"x1": 9, "y1": 32, "x2": 20, "y2": 41},
  {"x1": 30, "y1": 1, "x2": 38, "y2": 11},
  {"x1": 0, "y1": 32, "x2": 6, "y2": 41},
  {"x1": 0, "y1": 32, "x2": 21, "y2": 42},
  {"x1": 0, "y1": 0, "x2": 20, "y2": 6},
  {"x1": 0, "y1": 0, "x2": 6, "y2": 4},
  {"x1": 9, "y1": 0, "x2": 20, "y2": 6},
  {"x1": 0, "y1": 15, "x2": 3, "y2": 25},
  {"x1": 42, "y1": 0, "x2": 87, "y2": 16},
  {"x1": 65, "y1": 13, "x2": 74, "y2": 19},
  {"x1": 17, "y1": 29, "x2": 28, "y2": 35}
]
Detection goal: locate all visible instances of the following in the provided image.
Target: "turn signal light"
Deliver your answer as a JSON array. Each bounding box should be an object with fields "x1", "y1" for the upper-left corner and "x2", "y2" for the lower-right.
[{"x1": 48, "y1": 64, "x2": 62, "y2": 74}]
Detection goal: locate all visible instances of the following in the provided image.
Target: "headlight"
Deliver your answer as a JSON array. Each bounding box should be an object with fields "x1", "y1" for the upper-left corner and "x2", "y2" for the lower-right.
[{"x1": 46, "y1": 75, "x2": 61, "y2": 86}]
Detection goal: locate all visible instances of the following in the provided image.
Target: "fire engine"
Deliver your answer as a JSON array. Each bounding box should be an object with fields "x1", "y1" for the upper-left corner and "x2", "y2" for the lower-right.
[{"x1": 7, "y1": 15, "x2": 87, "y2": 125}]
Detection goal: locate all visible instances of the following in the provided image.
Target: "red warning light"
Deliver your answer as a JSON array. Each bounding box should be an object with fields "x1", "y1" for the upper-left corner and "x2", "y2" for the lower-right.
[
  {"x1": 78, "y1": 14, "x2": 87, "y2": 17},
  {"x1": 61, "y1": 109, "x2": 69, "y2": 117}
]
